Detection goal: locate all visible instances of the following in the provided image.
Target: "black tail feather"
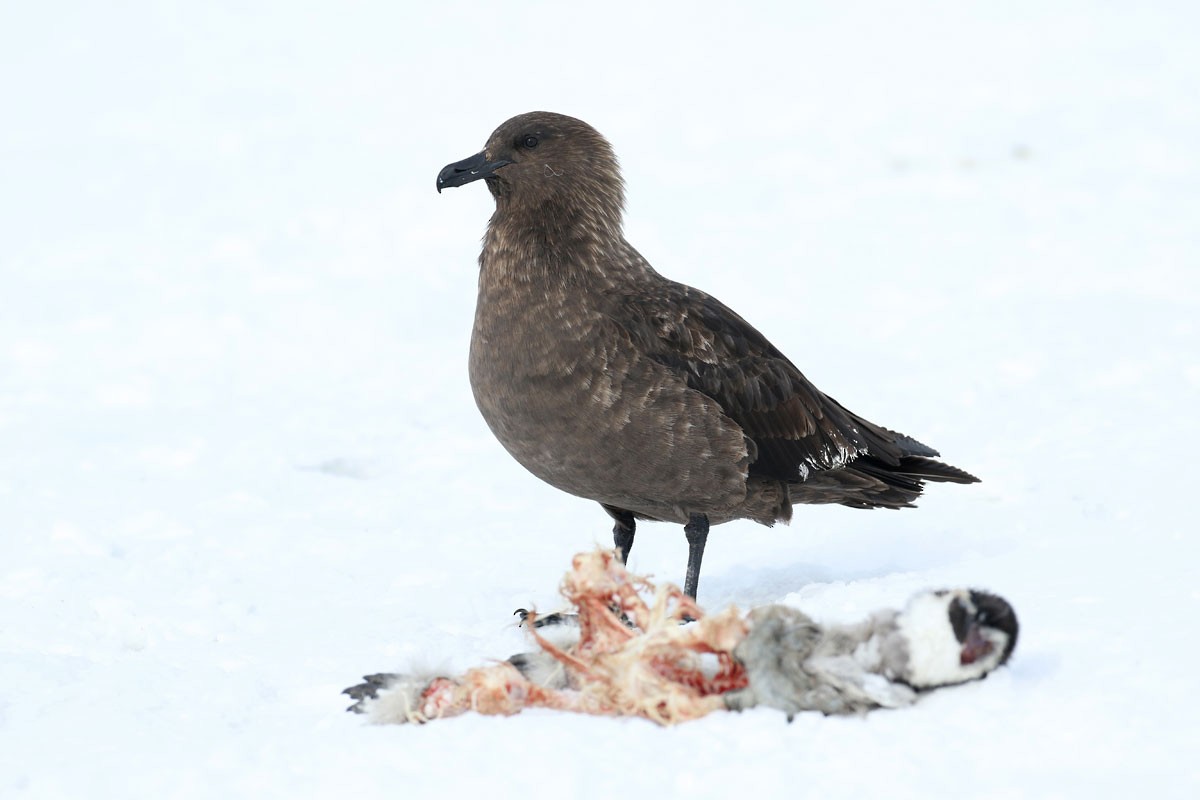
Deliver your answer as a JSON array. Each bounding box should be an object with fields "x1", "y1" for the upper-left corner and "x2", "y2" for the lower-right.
[{"x1": 891, "y1": 456, "x2": 979, "y2": 485}]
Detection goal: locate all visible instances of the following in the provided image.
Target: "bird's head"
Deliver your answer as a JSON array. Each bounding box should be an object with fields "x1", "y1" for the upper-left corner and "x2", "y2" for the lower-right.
[
  {"x1": 437, "y1": 111, "x2": 625, "y2": 224},
  {"x1": 896, "y1": 588, "x2": 1019, "y2": 689}
]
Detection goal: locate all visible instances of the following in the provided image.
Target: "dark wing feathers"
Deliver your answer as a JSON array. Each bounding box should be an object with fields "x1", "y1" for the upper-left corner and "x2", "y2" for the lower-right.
[{"x1": 610, "y1": 284, "x2": 978, "y2": 497}]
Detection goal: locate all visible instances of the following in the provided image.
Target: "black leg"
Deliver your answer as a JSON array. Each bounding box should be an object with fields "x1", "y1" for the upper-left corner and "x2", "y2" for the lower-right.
[
  {"x1": 683, "y1": 513, "x2": 709, "y2": 599},
  {"x1": 603, "y1": 505, "x2": 636, "y2": 564}
]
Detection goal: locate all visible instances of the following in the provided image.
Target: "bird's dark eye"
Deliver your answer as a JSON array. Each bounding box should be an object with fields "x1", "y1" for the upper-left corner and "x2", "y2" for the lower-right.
[
  {"x1": 976, "y1": 610, "x2": 989, "y2": 623},
  {"x1": 522, "y1": 135, "x2": 539, "y2": 149}
]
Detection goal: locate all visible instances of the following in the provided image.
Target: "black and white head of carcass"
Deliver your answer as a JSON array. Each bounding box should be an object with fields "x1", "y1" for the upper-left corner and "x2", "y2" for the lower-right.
[{"x1": 896, "y1": 589, "x2": 1019, "y2": 689}]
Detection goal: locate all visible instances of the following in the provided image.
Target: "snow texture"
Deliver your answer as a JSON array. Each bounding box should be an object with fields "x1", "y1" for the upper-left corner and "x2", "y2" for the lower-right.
[{"x1": 2, "y1": 1, "x2": 1198, "y2": 797}]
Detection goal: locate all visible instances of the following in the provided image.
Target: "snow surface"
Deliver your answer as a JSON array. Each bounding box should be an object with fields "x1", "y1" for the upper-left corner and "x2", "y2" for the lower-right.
[{"x1": 3, "y1": 1, "x2": 1199, "y2": 797}]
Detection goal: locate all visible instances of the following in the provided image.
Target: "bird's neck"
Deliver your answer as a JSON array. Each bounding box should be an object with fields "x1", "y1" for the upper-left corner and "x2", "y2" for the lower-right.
[{"x1": 481, "y1": 199, "x2": 650, "y2": 290}]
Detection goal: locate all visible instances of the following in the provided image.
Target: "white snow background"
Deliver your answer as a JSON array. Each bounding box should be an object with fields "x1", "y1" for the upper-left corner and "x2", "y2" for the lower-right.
[{"x1": 3, "y1": 1, "x2": 1198, "y2": 797}]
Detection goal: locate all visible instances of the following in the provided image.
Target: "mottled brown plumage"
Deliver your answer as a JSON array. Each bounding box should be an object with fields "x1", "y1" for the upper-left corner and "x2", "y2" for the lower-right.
[{"x1": 437, "y1": 111, "x2": 978, "y2": 598}]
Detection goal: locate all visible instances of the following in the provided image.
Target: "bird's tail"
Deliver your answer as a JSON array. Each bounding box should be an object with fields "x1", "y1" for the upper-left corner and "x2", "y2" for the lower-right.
[{"x1": 886, "y1": 455, "x2": 979, "y2": 485}]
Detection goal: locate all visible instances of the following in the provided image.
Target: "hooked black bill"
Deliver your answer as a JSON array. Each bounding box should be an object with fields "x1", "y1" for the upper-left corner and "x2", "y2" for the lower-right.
[{"x1": 437, "y1": 152, "x2": 512, "y2": 193}]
